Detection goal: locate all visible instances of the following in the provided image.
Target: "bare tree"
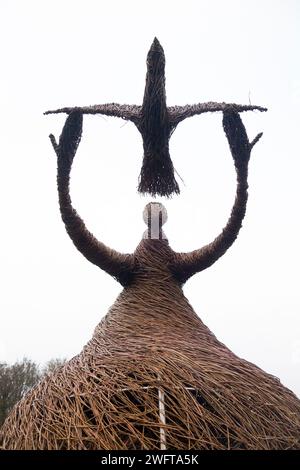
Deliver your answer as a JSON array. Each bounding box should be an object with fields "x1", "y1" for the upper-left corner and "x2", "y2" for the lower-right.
[
  {"x1": 0, "y1": 358, "x2": 67, "y2": 426},
  {"x1": 42, "y1": 358, "x2": 67, "y2": 376},
  {"x1": 0, "y1": 358, "x2": 40, "y2": 426}
]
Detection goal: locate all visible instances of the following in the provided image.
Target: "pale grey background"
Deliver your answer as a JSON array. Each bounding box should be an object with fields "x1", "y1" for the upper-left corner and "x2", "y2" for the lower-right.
[{"x1": 0, "y1": 0, "x2": 299, "y2": 397}]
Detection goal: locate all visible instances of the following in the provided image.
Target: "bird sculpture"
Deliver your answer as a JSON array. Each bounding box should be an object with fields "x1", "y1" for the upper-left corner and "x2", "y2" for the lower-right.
[{"x1": 45, "y1": 38, "x2": 266, "y2": 197}]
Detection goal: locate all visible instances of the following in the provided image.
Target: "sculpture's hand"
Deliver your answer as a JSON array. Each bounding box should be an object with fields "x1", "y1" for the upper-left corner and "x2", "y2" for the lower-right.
[
  {"x1": 223, "y1": 110, "x2": 263, "y2": 168},
  {"x1": 49, "y1": 111, "x2": 83, "y2": 166}
]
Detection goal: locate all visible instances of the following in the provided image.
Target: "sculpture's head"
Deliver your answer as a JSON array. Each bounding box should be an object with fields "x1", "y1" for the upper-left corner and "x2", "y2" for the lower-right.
[{"x1": 143, "y1": 202, "x2": 168, "y2": 241}]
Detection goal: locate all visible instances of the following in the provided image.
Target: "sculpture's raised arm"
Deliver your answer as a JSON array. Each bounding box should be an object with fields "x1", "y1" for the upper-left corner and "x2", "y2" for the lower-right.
[
  {"x1": 50, "y1": 111, "x2": 135, "y2": 287},
  {"x1": 171, "y1": 111, "x2": 262, "y2": 284}
]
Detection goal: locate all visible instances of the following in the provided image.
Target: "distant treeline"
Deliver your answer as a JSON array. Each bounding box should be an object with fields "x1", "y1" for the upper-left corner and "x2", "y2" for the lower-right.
[{"x1": 0, "y1": 358, "x2": 66, "y2": 426}]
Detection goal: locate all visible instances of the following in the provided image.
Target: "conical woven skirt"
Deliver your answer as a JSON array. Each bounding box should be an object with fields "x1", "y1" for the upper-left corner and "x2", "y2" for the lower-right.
[{"x1": 1, "y1": 242, "x2": 300, "y2": 449}]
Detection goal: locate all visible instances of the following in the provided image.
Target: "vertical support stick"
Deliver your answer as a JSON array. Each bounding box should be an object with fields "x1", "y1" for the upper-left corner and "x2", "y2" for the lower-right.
[{"x1": 158, "y1": 374, "x2": 166, "y2": 450}]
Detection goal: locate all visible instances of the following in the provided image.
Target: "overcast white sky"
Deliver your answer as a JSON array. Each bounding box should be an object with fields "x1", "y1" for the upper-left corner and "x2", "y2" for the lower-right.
[{"x1": 0, "y1": 0, "x2": 299, "y2": 397}]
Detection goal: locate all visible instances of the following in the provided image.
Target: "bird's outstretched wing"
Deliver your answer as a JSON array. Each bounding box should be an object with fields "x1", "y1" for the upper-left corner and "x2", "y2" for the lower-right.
[
  {"x1": 168, "y1": 102, "x2": 267, "y2": 126},
  {"x1": 45, "y1": 103, "x2": 141, "y2": 123}
]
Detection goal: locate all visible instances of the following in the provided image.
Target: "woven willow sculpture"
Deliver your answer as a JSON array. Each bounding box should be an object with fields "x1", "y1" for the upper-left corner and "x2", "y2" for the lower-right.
[{"x1": 1, "y1": 39, "x2": 300, "y2": 450}]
